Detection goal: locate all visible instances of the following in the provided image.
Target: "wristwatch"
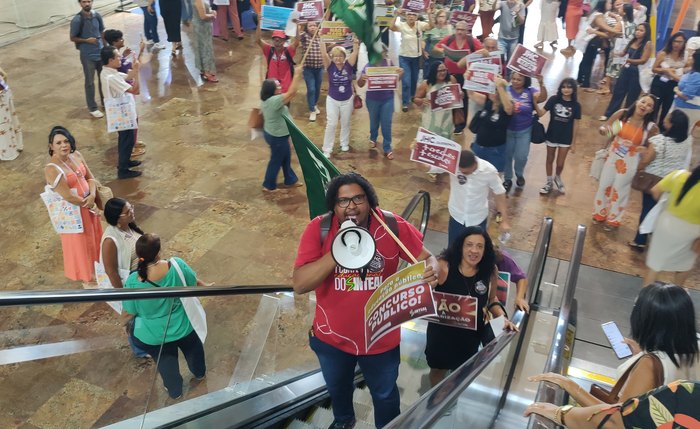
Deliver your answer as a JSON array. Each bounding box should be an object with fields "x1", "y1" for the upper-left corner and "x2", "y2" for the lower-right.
[{"x1": 554, "y1": 404, "x2": 574, "y2": 426}]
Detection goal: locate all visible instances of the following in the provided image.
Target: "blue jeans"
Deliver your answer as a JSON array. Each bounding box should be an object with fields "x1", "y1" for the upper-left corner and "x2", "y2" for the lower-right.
[
  {"x1": 498, "y1": 38, "x2": 519, "y2": 67},
  {"x1": 633, "y1": 191, "x2": 657, "y2": 245},
  {"x1": 303, "y1": 67, "x2": 323, "y2": 112},
  {"x1": 366, "y1": 97, "x2": 394, "y2": 153},
  {"x1": 448, "y1": 215, "x2": 487, "y2": 246},
  {"x1": 399, "y1": 55, "x2": 420, "y2": 107},
  {"x1": 504, "y1": 126, "x2": 532, "y2": 182},
  {"x1": 263, "y1": 132, "x2": 298, "y2": 190},
  {"x1": 471, "y1": 141, "x2": 506, "y2": 172},
  {"x1": 310, "y1": 335, "x2": 400, "y2": 428},
  {"x1": 141, "y1": 7, "x2": 160, "y2": 43}
]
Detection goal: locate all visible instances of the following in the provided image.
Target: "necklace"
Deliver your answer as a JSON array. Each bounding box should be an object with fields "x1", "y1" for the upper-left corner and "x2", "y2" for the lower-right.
[{"x1": 59, "y1": 157, "x2": 83, "y2": 178}]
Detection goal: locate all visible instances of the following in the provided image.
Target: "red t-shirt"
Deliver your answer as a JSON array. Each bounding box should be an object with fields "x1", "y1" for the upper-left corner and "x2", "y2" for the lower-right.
[
  {"x1": 436, "y1": 35, "x2": 482, "y2": 75},
  {"x1": 294, "y1": 210, "x2": 425, "y2": 355},
  {"x1": 262, "y1": 43, "x2": 296, "y2": 92}
]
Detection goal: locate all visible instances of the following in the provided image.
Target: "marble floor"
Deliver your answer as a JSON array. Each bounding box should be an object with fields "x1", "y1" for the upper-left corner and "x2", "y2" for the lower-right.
[{"x1": 0, "y1": 4, "x2": 699, "y2": 428}]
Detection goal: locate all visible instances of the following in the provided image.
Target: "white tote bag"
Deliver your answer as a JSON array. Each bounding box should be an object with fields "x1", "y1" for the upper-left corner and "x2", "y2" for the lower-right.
[
  {"x1": 170, "y1": 258, "x2": 208, "y2": 343},
  {"x1": 105, "y1": 93, "x2": 138, "y2": 133},
  {"x1": 40, "y1": 184, "x2": 84, "y2": 234},
  {"x1": 93, "y1": 260, "x2": 130, "y2": 314},
  {"x1": 589, "y1": 149, "x2": 608, "y2": 180}
]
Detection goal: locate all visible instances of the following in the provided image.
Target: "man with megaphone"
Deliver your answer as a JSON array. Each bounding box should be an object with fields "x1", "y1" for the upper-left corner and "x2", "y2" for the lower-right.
[{"x1": 293, "y1": 172, "x2": 438, "y2": 429}]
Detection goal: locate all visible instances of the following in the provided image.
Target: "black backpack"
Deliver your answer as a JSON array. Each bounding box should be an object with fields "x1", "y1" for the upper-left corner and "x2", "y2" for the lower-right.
[{"x1": 266, "y1": 47, "x2": 295, "y2": 78}]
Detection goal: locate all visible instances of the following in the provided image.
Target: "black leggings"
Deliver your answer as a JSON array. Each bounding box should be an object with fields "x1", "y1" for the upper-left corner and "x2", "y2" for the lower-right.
[
  {"x1": 577, "y1": 38, "x2": 609, "y2": 88},
  {"x1": 650, "y1": 76, "x2": 678, "y2": 130},
  {"x1": 160, "y1": 0, "x2": 182, "y2": 43}
]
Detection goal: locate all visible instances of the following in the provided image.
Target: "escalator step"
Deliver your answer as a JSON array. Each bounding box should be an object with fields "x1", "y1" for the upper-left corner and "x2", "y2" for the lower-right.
[
  {"x1": 308, "y1": 407, "x2": 335, "y2": 428},
  {"x1": 287, "y1": 419, "x2": 315, "y2": 429}
]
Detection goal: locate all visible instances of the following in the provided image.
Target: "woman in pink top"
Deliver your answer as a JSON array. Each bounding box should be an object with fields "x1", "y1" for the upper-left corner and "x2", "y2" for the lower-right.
[{"x1": 44, "y1": 126, "x2": 103, "y2": 282}]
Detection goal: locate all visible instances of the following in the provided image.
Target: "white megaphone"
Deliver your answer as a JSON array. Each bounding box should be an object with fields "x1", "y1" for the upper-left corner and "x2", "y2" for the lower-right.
[{"x1": 331, "y1": 220, "x2": 377, "y2": 270}]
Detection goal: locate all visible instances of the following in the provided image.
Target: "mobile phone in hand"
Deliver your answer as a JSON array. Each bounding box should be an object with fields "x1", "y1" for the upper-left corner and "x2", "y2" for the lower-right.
[{"x1": 602, "y1": 321, "x2": 633, "y2": 359}]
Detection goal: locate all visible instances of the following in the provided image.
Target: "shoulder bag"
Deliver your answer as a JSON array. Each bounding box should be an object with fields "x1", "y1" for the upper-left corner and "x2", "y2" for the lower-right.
[
  {"x1": 171, "y1": 258, "x2": 208, "y2": 343},
  {"x1": 41, "y1": 164, "x2": 84, "y2": 234},
  {"x1": 589, "y1": 353, "x2": 664, "y2": 404}
]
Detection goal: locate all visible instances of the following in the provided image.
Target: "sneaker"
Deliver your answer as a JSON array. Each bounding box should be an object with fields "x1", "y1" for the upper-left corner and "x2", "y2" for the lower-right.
[
  {"x1": 146, "y1": 39, "x2": 155, "y2": 46},
  {"x1": 539, "y1": 181, "x2": 552, "y2": 194},
  {"x1": 89, "y1": 110, "x2": 104, "y2": 118},
  {"x1": 152, "y1": 42, "x2": 165, "y2": 50},
  {"x1": 309, "y1": 111, "x2": 317, "y2": 122},
  {"x1": 341, "y1": 146, "x2": 349, "y2": 152},
  {"x1": 118, "y1": 169, "x2": 142, "y2": 179},
  {"x1": 323, "y1": 151, "x2": 331, "y2": 158},
  {"x1": 328, "y1": 419, "x2": 356, "y2": 429},
  {"x1": 516, "y1": 176, "x2": 526, "y2": 187},
  {"x1": 314, "y1": 106, "x2": 320, "y2": 114},
  {"x1": 503, "y1": 179, "x2": 512, "y2": 193},
  {"x1": 553, "y1": 175, "x2": 565, "y2": 193},
  {"x1": 128, "y1": 160, "x2": 142, "y2": 167},
  {"x1": 598, "y1": 115, "x2": 608, "y2": 121},
  {"x1": 402, "y1": 105, "x2": 408, "y2": 112}
]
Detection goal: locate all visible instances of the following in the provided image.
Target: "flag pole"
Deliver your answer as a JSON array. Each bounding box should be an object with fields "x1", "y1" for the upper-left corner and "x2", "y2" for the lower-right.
[
  {"x1": 298, "y1": 7, "x2": 333, "y2": 67},
  {"x1": 371, "y1": 210, "x2": 419, "y2": 264}
]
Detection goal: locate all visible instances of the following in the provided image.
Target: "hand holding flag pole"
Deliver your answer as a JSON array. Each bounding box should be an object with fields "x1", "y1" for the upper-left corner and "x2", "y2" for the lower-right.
[{"x1": 371, "y1": 210, "x2": 418, "y2": 264}]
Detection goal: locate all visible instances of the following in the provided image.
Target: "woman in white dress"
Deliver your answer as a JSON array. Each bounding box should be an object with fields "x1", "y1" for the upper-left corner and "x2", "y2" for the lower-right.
[
  {"x1": 0, "y1": 66, "x2": 23, "y2": 161},
  {"x1": 534, "y1": 0, "x2": 560, "y2": 50}
]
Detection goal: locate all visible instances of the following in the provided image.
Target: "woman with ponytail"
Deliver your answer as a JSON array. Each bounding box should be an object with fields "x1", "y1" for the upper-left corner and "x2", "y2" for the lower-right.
[
  {"x1": 124, "y1": 234, "x2": 209, "y2": 399},
  {"x1": 644, "y1": 165, "x2": 700, "y2": 286}
]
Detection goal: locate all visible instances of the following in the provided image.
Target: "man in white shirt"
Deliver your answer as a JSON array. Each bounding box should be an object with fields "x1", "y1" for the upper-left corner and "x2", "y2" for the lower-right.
[
  {"x1": 447, "y1": 150, "x2": 510, "y2": 245},
  {"x1": 100, "y1": 46, "x2": 142, "y2": 179}
]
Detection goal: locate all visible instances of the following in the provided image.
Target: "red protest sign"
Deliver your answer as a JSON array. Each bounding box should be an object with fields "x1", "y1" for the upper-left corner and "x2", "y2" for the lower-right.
[
  {"x1": 506, "y1": 44, "x2": 547, "y2": 78},
  {"x1": 425, "y1": 291, "x2": 479, "y2": 330},
  {"x1": 364, "y1": 262, "x2": 436, "y2": 352},
  {"x1": 449, "y1": 11, "x2": 478, "y2": 31},
  {"x1": 367, "y1": 75, "x2": 398, "y2": 91},
  {"x1": 464, "y1": 63, "x2": 498, "y2": 93},
  {"x1": 410, "y1": 127, "x2": 462, "y2": 175},
  {"x1": 429, "y1": 83, "x2": 463, "y2": 111},
  {"x1": 295, "y1": 0, "x2": 324, "y2": 22},
  {"x1": 401, "y1": 0, "x2": 430, "y2": 12}
]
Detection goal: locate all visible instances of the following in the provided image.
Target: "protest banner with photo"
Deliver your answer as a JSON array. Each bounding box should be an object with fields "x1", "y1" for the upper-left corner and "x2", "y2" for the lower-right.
[
  {"x1": 295, "y1": 0, "x2": 324, "y2": 22},
  {"x1": 364, "y1": 262, "x2": 436, "y2": 352},
  {"x1": 401, "y1": 0, "x2": 430, "y2": 13},
  {"x1": 261, "y1": 5, "x2": 294, "y2": 31},
  {"x1": 429, "y1": 83, "x2": 463, "y2": 112},
  {"x1": 449, "y1": 11, "x2": 478, "y2": 31},
  {"x1": 320, "y1": 21, "x2": 352, "y2": 43},
  {"x1": 424, "y1": 291, "x2": 479, "y2": 330},
  {"x1": 410, "y1": 127, "x2": 462, "y2": 174},
  {"x1": 374, "y1": 4, "x2": 396, "y2": 26},
  {"x1": 464, "y1": 62, "x2": 499, "y2": 93},
  {"x1": 443, "y1": 46, "x2": 471, "y2": 63},
  {"x1": 506, "y1": 44, "x2": 547, "y2": 78}
]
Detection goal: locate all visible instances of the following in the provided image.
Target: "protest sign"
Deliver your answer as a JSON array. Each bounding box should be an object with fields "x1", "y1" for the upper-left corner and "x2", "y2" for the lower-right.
[
  {"x1": 295, "y1": 0, "x2": 324, "y2": 23},
  {"x1": 366, "y1": 74, "x2": 398, "y2": 91},
  {"x1": 464, "y1": 63, "x2": 499, "y2": 93},
  {"x1": 425, "y1": 291, "x2": 479, "y2": 330},
  {"x1": 364, "y1": 262, "x2": 436, "y2": 352},
  {"x1": 449, "y1": 11, "x2": 478, "y2": 31},
  {"x1": 443, "y1": 46, "x2": 471, "y2": 62},
  {"x1": 261, "y1": 5, "x2": 294, "y2": 31},
  {"x1": 429, "y1": 83, "x2": 463, "y2": 111},
  {"x1": 374, "y1": 4, "x2": 396, "y2": 26},
  {"x1": 320, "y1": 21, "x2": 351, "y2": 43},
  {"x1": 401, "y1": 0, "x2": 430, "y2": 13},
  {"x1": 466, "y1": 51, "x2": 503, "y2": 69},
  {"x1": 410, "y1": 127, "x2": 462, "y2": 174},
  {"x1": 496, "y1": 271, "x2": 511, "y2": 306},
  {"x1": 506, "y1": 44, "x2": 547, "y2": 78}
]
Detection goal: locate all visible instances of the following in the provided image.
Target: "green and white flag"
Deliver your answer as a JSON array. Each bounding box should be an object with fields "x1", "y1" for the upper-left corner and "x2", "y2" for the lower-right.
[
  {"x1": 330, "y1": 0, "x2": 383, "y2": 65},
  {"x1": 283, "y1": 116, "x2": 341, "y2": 219}
]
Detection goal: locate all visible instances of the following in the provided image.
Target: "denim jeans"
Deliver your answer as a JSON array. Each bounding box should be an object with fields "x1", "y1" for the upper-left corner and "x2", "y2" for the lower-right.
[
  {"x1": 132, "y1": 330, "x2": 206, "y2": 398},
  {"x1": 633, "y1": 191, "x2": 657, "y2": 245},
  {"x1": 141, "y1": 6, "x2": 160, "y2": 43},
  {"x1": 310, "y1": 335, "x2": 400, "y2": 428},
  {"x1": 399, "y1": 55, "x2": 420, "y2": 107},
  {"x1": 471, "y1": 141, "x2": 506, "y2": 172},
  {"x1": 366, "y1": 97, "x2": 394, "y2": 153},
  {"x1": 81, "y1": 57, "x2": 103, "y2": 111},
  {"x1": 504, "y1": 126, "x2": 533, "y2": 182},
  {"x1": 117, "y1": 129, "x2": 136, "y2": 174},
  {"x1": 497, "y1": 38, "x2": 519, "y2": 67},
  {"x1": 448, "y1": 216, "x2": 487, "y2": 246},
  {"x1": 263, "y1": 131, "x2": 298, "y2": 190},
  {"x1": 303, "y1": 67, "x2": 323, "y2": 112}
]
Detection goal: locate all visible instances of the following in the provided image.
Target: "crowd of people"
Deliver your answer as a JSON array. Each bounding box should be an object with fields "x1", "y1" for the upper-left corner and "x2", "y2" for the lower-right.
[{"x1": 3, "y1": 0, "x2": 698, "y2": 423}]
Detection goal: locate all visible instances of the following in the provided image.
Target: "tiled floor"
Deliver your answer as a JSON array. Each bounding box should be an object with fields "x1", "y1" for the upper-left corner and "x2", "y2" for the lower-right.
[{"x1": 1, "y1": 3, "x2": 699, "y2": 427}]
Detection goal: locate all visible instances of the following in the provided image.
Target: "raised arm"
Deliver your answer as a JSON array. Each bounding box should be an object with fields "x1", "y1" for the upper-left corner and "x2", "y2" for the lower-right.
[
  {"x1": 496, "y1": 77, "x2": 513, "y2": 114},
  {"x1": 320, "y1": 40, "x2": 331, "y2": 69},
  {"x1": 348, "y1": 38, "x2": 360, "y2": 66},
  {"x1": 282, "y1": 65, "x2": 305, "y2": 103},
  {"x1": 255, "y1": 18, "x2": 264, "y2": 48}
]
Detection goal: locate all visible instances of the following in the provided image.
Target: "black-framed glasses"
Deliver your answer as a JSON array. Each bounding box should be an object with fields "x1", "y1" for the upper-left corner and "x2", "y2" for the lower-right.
[{"x1": 336, "y1": 194, "x2": 366, "y2": 208}]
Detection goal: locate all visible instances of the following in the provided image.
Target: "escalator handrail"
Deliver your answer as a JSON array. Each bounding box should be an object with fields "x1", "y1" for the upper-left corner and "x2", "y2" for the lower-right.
[
  {"x1": 400, "y1": 190, "x2": 431, "y2": 235},
  {"x1": 383, "y1": 217, "x2": 554, "y2": 429},
  {"x1": 527, "y1": 224, "x2": 587, "y2": 429}
]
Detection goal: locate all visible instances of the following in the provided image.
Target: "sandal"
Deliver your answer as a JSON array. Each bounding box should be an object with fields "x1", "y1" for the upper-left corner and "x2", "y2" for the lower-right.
[
  {"x1": 202, "y1": 72, "x2": 219, "y2": 83},
  {"x1": 385, "y1": 151, "x2": 394, "y2": 160},
  {"x1": 131, "y1": 147, "x2": 147, "y2": 158},
  {"x1": 534, "y1": 42, "x2": 544, "y2": 49},
  {"x1": 369, "y1": 140, "x2": 377, "y2": 149},
  {"x1": 596, "y1": 88, "x2": 611, "y2": 95},
  {"x1": 627, "y1": 241, "x2": 646, "y2": 251}
]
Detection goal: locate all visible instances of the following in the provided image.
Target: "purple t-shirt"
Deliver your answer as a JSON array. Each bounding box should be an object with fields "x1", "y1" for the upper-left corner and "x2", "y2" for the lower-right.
[
  {"x1": 363, "y1": 60, "x2": 394, "y2": 103},
  {"x1": 497, "y1": 249, "x2": 526, "y2": 283},
  {"x1": 508, "y1": 86, "x2": 537, "y2": 131},
  {"x1": 327, "y1": 62, "x2": 354, "y2": 101}
]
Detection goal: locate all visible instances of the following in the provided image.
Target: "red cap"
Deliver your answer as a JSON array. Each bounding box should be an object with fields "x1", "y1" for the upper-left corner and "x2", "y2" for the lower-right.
[{"x1": 271, "y1": 30, "x2": 287, "y2": 39}]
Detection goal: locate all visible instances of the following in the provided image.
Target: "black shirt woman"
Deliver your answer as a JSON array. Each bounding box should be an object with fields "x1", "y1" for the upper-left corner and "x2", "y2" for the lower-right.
[{"x1": 425, "y1": 226, "x2": 516, "y2": 386}]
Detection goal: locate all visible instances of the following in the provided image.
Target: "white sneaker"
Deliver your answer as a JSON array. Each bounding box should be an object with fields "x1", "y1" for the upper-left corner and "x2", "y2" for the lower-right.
[
  {"x1": 554, "y1": 175, "x2": 566, "y2": 193},
  {"x1": 309, "y1": 111, "x2": 317, "y2": 122},
  {"x1": 323, "y1": 150, "x2": 331, "y2": 158},
  {"x1": 146, "y1": 39, "x2": 155, "y2": 45},
  {"x1": 539, "y1": 181, "x2": 552, "y2": 195},
  {"x1": 152, "y1": 42, "x2": 165, "y2": 50},
  {"x1": 89, "y1": 110, "x2": 104, "y2": 118},
  {"x1": 314, "y1": 106, "x2": 320, "y2": 114},
  {"x1": 341, "y1": 146, "x2": 349, "y2": 152}
]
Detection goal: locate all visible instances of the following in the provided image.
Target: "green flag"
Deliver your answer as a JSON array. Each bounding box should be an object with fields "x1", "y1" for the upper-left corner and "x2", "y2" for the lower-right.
[
  {"x1": 284, "y1": 116, "x2": 341, "y2": 219},
  {"x1": 329, "y1": 0, "x2": 383, "y2": 65}
]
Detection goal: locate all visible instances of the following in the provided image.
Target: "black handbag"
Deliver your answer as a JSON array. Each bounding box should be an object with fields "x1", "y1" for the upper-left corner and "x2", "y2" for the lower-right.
[{"x1": 531, "y1": 114, "x2": 546, "y2": 144}]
